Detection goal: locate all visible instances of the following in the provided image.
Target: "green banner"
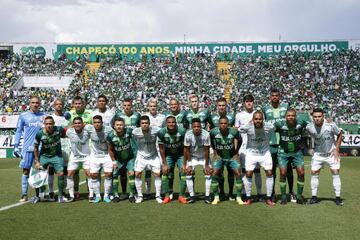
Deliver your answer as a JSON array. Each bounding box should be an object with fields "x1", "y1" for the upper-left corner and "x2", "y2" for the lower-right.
[{"x1": 56, "y1": 41, "x2": 349, "y2": 61}]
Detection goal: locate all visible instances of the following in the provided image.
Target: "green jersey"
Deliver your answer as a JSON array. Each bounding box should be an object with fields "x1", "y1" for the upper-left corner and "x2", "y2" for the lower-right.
[
  {"x1": 209, "y1": 112, "x2": 236, "y2": 129},
  {"x1": 210, "y1": 127, "x2": 241, "y2": 159},
  {"x1": 112, "y1": 111, "x2": 141, "y2": 130},
  {"x1": 185, "y1": 108, "x2": 210, "y2": 130},
  {"x1": 164, "y1": 111, "x2": 187, "y2": 129},
  {"x1": 157, "y1": 127, "x2": 186, "y2": 156},
  {"x1": 262, "y1": 103, "x2": 289, "y2": 145},
  {"x1": 34, "y1": 126, "x2": 66, "y2": 158},
  {"x1": 106, "y1": 128, "x2": 134, "y2": 162},
  {"x1": 274, "y1": 120, "x2": 307, "y2": 153},
  {"x1": 70, "y1": 109, "x2": 93, "y2": 125}
]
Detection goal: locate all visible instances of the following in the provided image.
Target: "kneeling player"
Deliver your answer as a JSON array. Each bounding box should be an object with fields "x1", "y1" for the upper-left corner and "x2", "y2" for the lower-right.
[
  {"x1": 210, "y1": 116, "x2": 244, "y2": 205},
  {"x1": 87, "y1": 115, "x2": 113, "y2": 203},
  {"x1": 239, "y1": 111, "x2": 276, "y2": 206},
  {"x1": 107, "y1": 118, "x2": 136, "y2": 203},
  {"x1": 306, "y1": 108, "x2": 343, "y2": 206},
  {"x1": 158, "y1": 115, "x2": 187, "y2": 204},
  {"x1": 33, "y1": 116, "x2": 67, "y2": 203},
  {"x1": 183, "y1": 118, "x2": 212, "y2": 204},
  {"x1": 133, "y1": 116, "x2": 162, "y2": 203},
  {"x1": 66, "y1": 117, "x2": 91, "y2": 202}
]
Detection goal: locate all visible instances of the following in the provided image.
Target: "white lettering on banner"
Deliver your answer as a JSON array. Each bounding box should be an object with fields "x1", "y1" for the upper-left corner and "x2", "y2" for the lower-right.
[{"x1": 0, "y1": 115, "x2": 19, "y2": 128}]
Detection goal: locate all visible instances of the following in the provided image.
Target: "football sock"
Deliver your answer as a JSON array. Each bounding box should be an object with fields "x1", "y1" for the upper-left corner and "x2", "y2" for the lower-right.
[
  {"x1": 287, "y1": 169, "x2": 294, "y2": 193},
  {"x1": 128, "y1": 175, "x2": 135, "y2": 197},
  {"x1": 35, "y1": 187, "x2": 40, "y2": 197},
  {"x1": 104, "y1": 177, "x2": 112, "y2": 198},
  {"x1": 179, "y1": 172, "x2": 187, "y2": 197},
  {"x1": 255, "y1": 172, "x2": 262, "y2": 195},
  {"x1": 57, "y1": 175, "x2": 65, "y2": 197},
  {"x1": 161, "y1": 175, "x2": 169, "y2": 196},
  {"x1": 280, "y1": 181, "x2": 286, "y2": 198},
  {"x1": 241, "y1": 174, "x2": 246, "y2": 195},
  {"x1": 311, "y1": 174, "x2": 319, "y2": 197},
  {"x1": 205, "y1": 175, "x2": 211, "y2": 197},
  {"x1": 135, "y1": 177, "x2": 143, "y2": 197},
  {"x1": 266, "y1": 176, "x2": 274, "y2": 198},
  {"x1": 87, "y1": 177, "x2": 94, "y2": 198},
  {"x1": 218, "y1": 172, "x2": 225, "y2": 194},
  {"x1": 67, "y1": 176, "x2": 74, "y2": 198},
  {"x1": 48, "y1": 174, "x2": 54, "y2": 193},
  {"x1": 112, "y1": 177, "x2": 119, "y2": 196},
  {"x1": 296, "y1": 177, "x2": 305, "y2": 198},
  {"x1": 244, "y1": 177, "x2": 252, "y2": 197},
  {"x1": 120, "y1": 173, "x2": 127, "y2": 193},
  {"x1": 74, "y1": 170, "x2": 80, "y2": 192},
  {"x1": 21, "y1": 174, "x2": 29, "y2": 196},
  {"x1": 227, "y1": 169, "x2": 234, "y2": 195},
  {"x1": 145, "y1": 170, "x2": 152, "y2": 194},
  {"x1": 186, "y1": 176, "x2": 194, "y2": 197},
  {"x1": 332, "y1": 174, "x2": 341, "y2": 197},
  {"x1": 168, "y1": 169, "x2": 175, "y2": 192},
  {"x1": 211, "y1": 175, "x2": 219, "y2": 197},
  {"x1": 91, "y1": 178, "x2": 100, "y2": 197},
  {"x1": 155, "y1": 176, "x2": 161, "y2": 197},
  {"x1": 235, "y1": 176, "x2": 243, "y2": 197}
]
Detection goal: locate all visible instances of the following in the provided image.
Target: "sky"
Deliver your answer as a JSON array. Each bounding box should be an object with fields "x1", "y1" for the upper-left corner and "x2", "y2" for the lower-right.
[{"x1": 0, "y1": 0, "x2": 359, "y2": 43}]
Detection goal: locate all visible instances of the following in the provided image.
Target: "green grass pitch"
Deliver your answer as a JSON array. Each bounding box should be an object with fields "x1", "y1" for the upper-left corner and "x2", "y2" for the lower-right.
[{"x1": 0, "y1": 157, "x2": 359, "y2": 240}]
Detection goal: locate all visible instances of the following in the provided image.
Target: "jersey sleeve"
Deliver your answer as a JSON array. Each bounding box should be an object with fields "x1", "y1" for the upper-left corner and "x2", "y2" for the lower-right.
[
  {"x1": 184, "y1": 133, "x2": 191, "y2": 147},
  {"x1": 204, "y1": 132, "x2": 211, "y2": 146},
  {"x1": 332, "y1": 123, "x2": 342, "y2": 135},
  {"x1": 157, "y1": 128, "x2": 165, "y2": 145},
  {"x1": 33, "y1": 131, "x2": 42, "y2": 147},
  {"x1": 14, "y1": 114, "x2": 25, "y2": 147}
]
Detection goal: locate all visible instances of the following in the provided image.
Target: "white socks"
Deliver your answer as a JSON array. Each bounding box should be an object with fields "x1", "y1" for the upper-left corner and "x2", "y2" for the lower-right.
[
  {"x1": 332, "y1": 174, "x2": 341, "y2": 197},
  {"x1": 186, "y1": 176, "x2": 194, "y2": 197},
  {"x1": 67, "y1": 176, "x2": 74, "y2": 198},
  {"x1": 135, "y1": 177, "x2": 143, "y2": 197},
  {"x1": 104, "y1": 177, "x2": 112, "y2": 198},
  {"x1": 154, "y1": 176, "x2": 161, "y2": 197},
  {"x1": 311, "y1": 174, "x2": 319, "y2": 196},
  {"x1": 205, "y1": 175, "x2": 211, "y2": 197},
  {"x1": 266, "y1": 176, "x2": 274, "y2": 197},
  {"x1": 244, "y1": 177, "x2": 252, "y2": 197}
]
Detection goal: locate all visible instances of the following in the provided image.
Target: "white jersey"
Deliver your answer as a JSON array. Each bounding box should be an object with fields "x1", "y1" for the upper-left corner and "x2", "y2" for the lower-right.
[
  {"x1": 132, "y1": 126, "x2": 160, "y2": 158},
  {"x1": 184, "y1": 129, "x2": 211, "y2": 159},
  {"x1": 85, "y1": 125, "x2": 112, "y2": 155},
  {"x1": 52, "y1": 113, "x2": 70, "y2": 148},
  {"x1": 239, "y1": 122, "x2": 274, "y2": 155},
  {"x1": 92, "y1": 108, "x2": 115, "y2": 127},
  {"x1": 66, "y1": 128, "x2": 91, "y2": 158},
  {"x1": 145, "y1": 112, "x2": 166, "y2": 128},
  {"x1": 235, "y1": 110, "x2": 255, "y2": 150},
  {"x1": 306, "y1": 122, "x2": 341, "y2": 154}
]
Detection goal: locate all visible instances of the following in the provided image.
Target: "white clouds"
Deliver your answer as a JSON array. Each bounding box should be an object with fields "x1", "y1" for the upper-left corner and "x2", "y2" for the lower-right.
[{"x1": 0, "y1": 0, "x2": 359, "y2": 43}]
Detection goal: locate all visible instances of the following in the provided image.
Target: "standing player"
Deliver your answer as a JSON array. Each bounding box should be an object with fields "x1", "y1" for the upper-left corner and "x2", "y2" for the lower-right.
[
  {"x1": 33, "y1": 116, "x2": 67, "y2": 203},
  {"x1": 107, "y1": 118, "x2": 136, "y2": 203},
  {"x1": 164, "y1": 98, "x2": 187, "y2": 129},
  {"x1": 92, "y1": 95, "x2": 115, "y2": 127},
  {"x1": 306, "y1": 108, "x2": 343, "y2": 206},
  {"x1": 262, "y1": 88, "x2": 294, "y2": 201},
  {"x1": 235, "y1": 94, "x2": 263, "y2": 201},
  {"x1": 144, "y1": 98, "x2": 165, "y2": 196},
  {"x1": 210, "y1": 116, "x2": 244, "y2": 205},
  {"x1": 185, "y1": 95, "x2": 210, "y2": 130},
  {"x1": 274, "y1": 109, "x2": 308, "y2": 204},
  {"x1": 86, "y1": 115, "x2": 113, "y2": 203},
  {"x1": 14, "y1": 96, "x2": 45, "y2": 202},
  {"x1": 209, "y1": 97, "x2": 236, "y2": 201},
  {"x1": 183, "y1": 118, "x2": 212, "y2": 204},
  {"x1": 112, "y1": 98, "x2": 141, "y2": 200},
  {"x1": 65, "y1": 117, "x2": 91, "y2": 202},
  {"x1": 158, "y1": 115, "x2": 187, "y2": 204},
  {"x1": 239, "y1": 111, "x2": 276, "y2": 206},
  {"x1": 132, "y1": 116, "x2": 162, "y2": 203},
  {"x1": 69, "y1": 96, "x2": 92, "y2": 199}
]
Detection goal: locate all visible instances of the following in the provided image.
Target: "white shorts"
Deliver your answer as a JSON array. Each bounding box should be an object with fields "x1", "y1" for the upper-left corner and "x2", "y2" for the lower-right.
[
  {"x1": 245, "y1": 150, "x2": 272, "y2": 171},
  {"x1": 68, "y1": 155, "x2": 91, "y2": 171},
  {"x1": 186, "y1": 157, "x2": 211, "y2": 170},
  {"x1": 134, "y1": 154, "x2": 161, "y2": 173},
  {"x1": 90, "y1": 154, "x2": 113, "y2": 173},
  {"x1": 311, "y1": 153, "x2": 340, "y2": 171},
  {"x1": 240, "y1": 149, "x2": 260, "y2": 170}
]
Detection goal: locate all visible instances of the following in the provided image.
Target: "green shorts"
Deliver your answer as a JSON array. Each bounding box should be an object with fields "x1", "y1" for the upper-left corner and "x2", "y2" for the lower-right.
[
  {"x1": 113, "y1": 158, "x2": 135, "y2": 176},
  {"x1": 40, "y1": 155, "x2": 64, "y2": 173},
  {"x1": 278, "y1": 149, "x2": 304, "y2": 169},
  {"x1": 212, "y1": 158, "x2": 240, "y2": 171},
  {"x1": 166, "y1": 155, "x2": 183, "y2": 170}
]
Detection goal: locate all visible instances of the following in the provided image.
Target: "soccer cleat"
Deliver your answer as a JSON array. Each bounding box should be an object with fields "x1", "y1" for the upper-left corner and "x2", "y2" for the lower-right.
[
  {"x1": 212, "y1": 196, "x2": 220, "y2": 205},
  {"x1": 30, "y1": 196, "x2": 40, "y2": 204},
  {"x1": 66, "y1": 197, "x2": 75, "y2": 203},
  {"x1": 74, "y1": 191, "x2": 80, "y2": 199},
  {"x1": 187, "y1": 196, "x2": 196, "y2": 204},
  {"x1": 236, "y1": 197, "x2": 245, "y2": 205},
  {"x1": 308, "y1": 196, "x2": 319, "y2": 205},
  {"x1": 135, "y1": 196, "x2": 144, "y2": 204},
  {"x1": 243, "y1": 199, "x2": 252, "y2": 205},
  {"x1": 290, "y1": 192, "x2": 297, "y2": 203},
  {"x1": 119, "y1": 193, "x2": 128, "y2": 201},
  {"x1": 58, "y1": 196, "x2": 65, "y2": 203},
  {"x1": 129, "y1": 196, "x2": 136, "y2": 203},
  {"x1": 204, "y1": 196, "x2": 212, "y2": 204},
  {"x1": 266, "y1": 199, "x2": 276, "y2": 206},
  {"x1": 156, "y1": 196, "x2": 163, "y2": 204},
  {"x1": 280, "y1": 196, "x2": 287, "y2": 205},
  {"x1": 112, "y1": 196, "x2": 120, "y2": 203},
  {"x1": 48, "y1": 192, "x2": 56, "y2": 202},
  {"x1": 256, "y1": 194, "x2": 264, "y2": 202},
  {"x1": 335, "y1": 198, "x2": 344, "y2": 206},
  {"x1": 93, "y1": 196, "x2": 101, "y2": 203},
  {"x1": 103, "y1": 196, "x2": 111, "y2": 203},
  {"x1": 163, "y1": 196, "x2": 171, "y2": 204},
  {"x1": 178, "y1": 196, "x2": 187, "y2": 204},
  {"x1": 228, "y1": 194, "x2": 236, "y2": 201},
  {"x1": 296, "y1": 196, "x2": 305, "y2": 205},
  {"x1": 89, "y1": 197, "x2": 96, "y2": 203},
  {"x1": 19, "y1": 195, "x2": 28, "y2": 202},
  {"x1": 219, "y1": 193, "x2": 226, "y2": 201}
]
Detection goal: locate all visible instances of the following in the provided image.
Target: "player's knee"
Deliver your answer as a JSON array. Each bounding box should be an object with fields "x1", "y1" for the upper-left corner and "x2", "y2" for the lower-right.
[
  {"x1": 127, "y1": 171, "x2": 134, "y2": 177},
  {"x1": 245, "y1": 171, "x2": 253, "y2": 178},
  {"x1": 265, "y1": 170, "x2": 273, "y2": 177},
  {"x1": 311, "y1": 170, "x2": 320, "y2": 175},
  {"x1": 135, "y1": 172, "x2": 142, "y2": 178},
  {"x1": 104, "y1": 172, "x2": 112, "y2": 178}
]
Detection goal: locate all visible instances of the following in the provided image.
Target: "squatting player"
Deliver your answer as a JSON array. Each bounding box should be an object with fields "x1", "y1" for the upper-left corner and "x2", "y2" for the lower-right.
[
  {"x1": 306, "y1": 108, "x2": 343, "y2": 206},
  {"x1": 210, "y1": 116, "x2": 244, "y2": 205}
]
